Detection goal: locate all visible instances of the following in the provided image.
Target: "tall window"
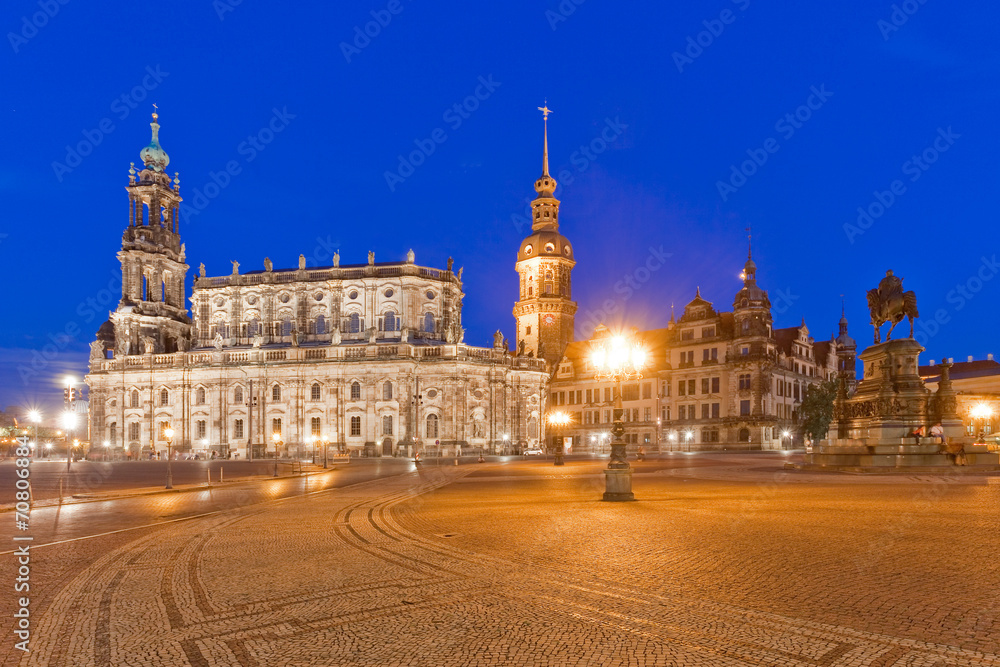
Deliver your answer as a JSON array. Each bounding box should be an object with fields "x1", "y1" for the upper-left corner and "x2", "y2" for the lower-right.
[
  {"x1": 248, "y1": 318, "x2": 259, "y2": 337},
  {"x1": 382, "y1": 415, "x2": 393, "y2": 435},
  {"x1": 712, "y1": 377, "x2": 720, "y2": 393},
  {"x1": 271, "y1": 418, "x2": 282, "y2": 438},
  {"x1": 384, "y1": 312, "x2": 396, "y2": 332},
  {"x1": 281, "y1": 318, "x2": 292, "y2": 337},
  {"x1": 130, "y1": 389, "x2": 140, "y2": 408},
  {"x1": 349, "y1": 313, "x2": 361, "y2": 333},
  {"x1": 383, "y1": 381, "x2": 392, "y2": 400},
  {"x1": 315, "y1": 315, "x2": 326, "y2": 335},
  {"x1": 109, "y1": 422, "x2": 117, "y2": 442},
  {"x1": 272, "y1": 384, "x2": 281, "y2": 401},
  {"x1": 426, "y1": 413, "x2": 439, "y2": 438},
  {"x1": 351, "y1": 382, "x2": 361, "y2": 400},
  {"x1": 234, "y1": 419, "x2": 244, "y2": 439},
  {"x1": 196, "y1": 387, "x2": 206, "y2": 404},
  {"x1": 738, "y1": 374, "x2": 751, "y2": 390},
  {"x1": 196, "y1": 420, "x2": 206, "y2": 439},
  {"x1": 234, "y1": 386, "x2": 244, "y2": 403},
  {"x1": 160, "y1": 388, "x2": 169, "y2": 406},
  {"x1": 129, "y1": 422, "x2": 140, "y2": 441},
  {"x1": 423, "y1": 312, "x2": 434, "y2": 333},
  {"x1": 311, "y1": 417, "x2": 321, "y2": 437},
  {"x1": 350, "y1": 415, "x2": 361, "y2": 436},
  {"x1": 311, "y1": 383, "x2": 321, "y2": 401},
  {"x1": 740, "y1": 400, "x2": 750, "y2": 416}
]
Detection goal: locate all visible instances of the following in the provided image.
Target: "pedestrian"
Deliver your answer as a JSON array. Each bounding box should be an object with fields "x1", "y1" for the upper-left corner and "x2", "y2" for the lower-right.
[{"x1": 930, "y1": 423, "x2": 944, "y2": 443}]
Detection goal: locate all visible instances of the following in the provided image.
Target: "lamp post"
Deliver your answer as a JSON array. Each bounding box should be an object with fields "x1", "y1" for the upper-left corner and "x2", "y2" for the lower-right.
[
  {"x1": 322, "y1": 435, "x2": 329, "y2": 469},
  {"x1": 60, "y1": 411, "x2": 78, "y2": 470},
  {"x1": 164, "y1": 427, "x2": 175, "y2": 489},
  {"x1": 591, "y1": 331, "x2": 646, "y2": 501},
  {"x1": 103, "y1": 440, "x2": 110, "y2": 461},
  {"x1": 546, "y1": 411, "x2": 571, "y2": 466},
  {"x1": 271, "y1": 432, "x2": 281, "y2": 477},
  {"x1": 970, "y1": 404, "x2": 993, "y2": 443}
]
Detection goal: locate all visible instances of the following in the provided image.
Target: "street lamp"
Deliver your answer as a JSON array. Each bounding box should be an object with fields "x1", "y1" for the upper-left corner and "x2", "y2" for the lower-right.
[
  {"x1": 61, "y1": 411, "x2": 78, "y2": 470},
  {"x1": 591, "y1": 330, "x2": 646, "y2": 501},
  {"x1": 781, "y1": 430, "x2": 791, "y2": 450},
  {"x1": 502, "y1": 433, "x2": 509, "y2": 455},
  {"x1": 164, "y1": 427, "x2": 175, "y2": 489},
  {"x1": 546, "y1": 411, "x2": 571, "y2": 466},
  {"x1": 103, "y1": 440, "x2": 110, "y2": 461},
  {"x1": 970, "y1": 404, "x2": 993, "y2": 443},
  {"x1": 271, "y1": 432, "x2": 281, "y2": 477}
]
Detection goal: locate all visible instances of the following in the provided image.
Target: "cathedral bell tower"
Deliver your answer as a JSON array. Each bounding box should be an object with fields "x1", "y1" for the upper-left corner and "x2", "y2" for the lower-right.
[
  {"x1": 105, "y1": 110, "x2": 192, "y2": 357},
  {"x1": 513, "y1": 104, "x2": 577, "y2": 368}
]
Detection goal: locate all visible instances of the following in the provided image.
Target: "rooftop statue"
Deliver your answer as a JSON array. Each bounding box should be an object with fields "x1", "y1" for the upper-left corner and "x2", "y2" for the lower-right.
[{"x1": 867, "y1": 270, "x2": 919, "y2": 343}]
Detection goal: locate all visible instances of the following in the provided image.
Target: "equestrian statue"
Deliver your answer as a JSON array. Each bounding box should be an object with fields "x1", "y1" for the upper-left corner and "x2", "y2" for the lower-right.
[{"x1": 867, "y1": 270, "x2": 919, "y2": 343}]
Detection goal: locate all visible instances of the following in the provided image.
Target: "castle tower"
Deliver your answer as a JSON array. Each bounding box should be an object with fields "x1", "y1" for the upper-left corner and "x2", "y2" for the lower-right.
[
  {"x1": 105, "y1": 110, "x2": 192, "y2": 356},
  {"x1": 835, "y1": 301, "x2": 858, "y2": 390},
  {"x1": 729, "y1": 243, "x2": 775, "y2": 442},
  {"x1": 513, "y1": 104, "x2": 577, "y2": 368}
]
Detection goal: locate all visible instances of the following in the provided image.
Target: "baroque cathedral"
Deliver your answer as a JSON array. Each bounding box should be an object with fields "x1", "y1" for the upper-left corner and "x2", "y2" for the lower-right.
[{"x1": 85, "y1": 112, "x2": 567, "y2": 458}]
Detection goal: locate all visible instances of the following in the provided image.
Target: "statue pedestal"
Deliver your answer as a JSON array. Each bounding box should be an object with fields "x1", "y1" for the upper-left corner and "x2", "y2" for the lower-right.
[
  {"x1": 603, "y1": 468, "x2": 635, "y2": 501},
  {"x1": 805, "y1": 339, "x2": 1000, "y2": 471}
]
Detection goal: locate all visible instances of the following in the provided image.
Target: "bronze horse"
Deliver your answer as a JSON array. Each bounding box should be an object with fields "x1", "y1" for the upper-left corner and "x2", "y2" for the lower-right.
[{"x1": 867, "y1": 288, "x2": 919, "y2": 343}]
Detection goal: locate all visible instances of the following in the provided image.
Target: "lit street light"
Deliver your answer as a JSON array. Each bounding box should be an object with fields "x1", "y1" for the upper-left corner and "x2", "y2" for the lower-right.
[
  {"x1": 163, "y1": 427, "x2": 175, "y2": 489},
  {"x1": 970, "y1": 404, "x2": 993, "y2": 443},
  {"x1": 591, "y1": 330, "x2": 646, "y2": 501},
  {"x1": 546, "y1": 411, "x2": 572, "y2": 466}
]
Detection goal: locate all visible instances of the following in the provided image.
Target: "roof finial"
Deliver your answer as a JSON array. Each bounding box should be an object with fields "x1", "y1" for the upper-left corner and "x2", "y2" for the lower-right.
[
  {"x1": 746, "y1": 224, "x2": 752, "y2": 259},
  {"x1": 538, "y1": 101, "x2": 552, "y2": 176},
  {"x1": 152, "y1": 102, "x2": 159, "y2": 122},
  {"x1": 696, "y1": 286, "x2": 701, "y2": 298},
  {"x1": 841, "y1": 294, "x2": 845, "y2": 318}
]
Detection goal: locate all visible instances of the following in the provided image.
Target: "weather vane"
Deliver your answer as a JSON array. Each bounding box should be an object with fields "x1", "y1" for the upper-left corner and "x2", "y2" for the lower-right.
[{"x1": 538, "y1": 101, "x2": 552, "y2": 119}]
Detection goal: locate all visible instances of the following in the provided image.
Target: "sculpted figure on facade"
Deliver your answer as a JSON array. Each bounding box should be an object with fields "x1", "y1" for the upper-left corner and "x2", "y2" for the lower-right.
[
  {"x1": 407, "y1": 249, "x2": 415, "y2": 263},
  {"x1": 333, "y1": 251, "x2": 340, "y2": 268},
  {"x1": 143, "y1": 336, "x2": 156, "y2": 355},
  {"x1": 264, "y1": 257, "x2": 273, "y2": 272},
  {"x1": 90, "y1": 340, "x2": 104, "y2": 362},
  {"x1": 199, "y1": 263, "x2": 206, "y2": 277},
  {"x1": 231, "y1": 260, "x2": 240, "y2": 276},
  {"x1": 213, "y1": 332, "x2": 224, "y2": 350}
]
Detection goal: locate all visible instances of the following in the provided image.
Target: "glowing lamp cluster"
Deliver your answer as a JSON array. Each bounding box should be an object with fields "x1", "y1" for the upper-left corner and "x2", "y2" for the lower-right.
[
  {"x1": 591, "y1": 335, "x2": 646, "y2": 383},
  {"x1": 970, "y1": 404, "x2": 994, "y2": 421},
  {"x1": 547, "y1": 411, "x2": 572, "y2": 427}
]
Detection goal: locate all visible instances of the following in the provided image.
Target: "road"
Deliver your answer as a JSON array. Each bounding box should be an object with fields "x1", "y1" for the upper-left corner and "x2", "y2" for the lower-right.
[{"x1": 1, "y1": 452, "x2": 998, "y2": 666}]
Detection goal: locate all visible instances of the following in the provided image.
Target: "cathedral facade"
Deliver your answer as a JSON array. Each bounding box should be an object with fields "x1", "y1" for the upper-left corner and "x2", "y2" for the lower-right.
[{"x1": 86, "y1": 114, "x2": 548, "y2": 458}]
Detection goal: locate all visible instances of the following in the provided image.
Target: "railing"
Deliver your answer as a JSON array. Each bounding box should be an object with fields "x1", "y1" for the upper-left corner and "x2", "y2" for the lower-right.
[
  {"x1": 97, "y1": 342, "x2": 548, "y2": 372},
  {"x1": 192, "y1": 262, "x2": 460, "y2": 289}
]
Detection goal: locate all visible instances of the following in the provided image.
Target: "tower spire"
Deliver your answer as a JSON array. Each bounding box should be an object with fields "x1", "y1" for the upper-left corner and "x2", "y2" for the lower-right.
[
  {"x1": 746, "y1": 224, "x2": 752, "y2": 259},
  {"x1": 538, "y1": 102, "x2": 552, "y2": 176}
]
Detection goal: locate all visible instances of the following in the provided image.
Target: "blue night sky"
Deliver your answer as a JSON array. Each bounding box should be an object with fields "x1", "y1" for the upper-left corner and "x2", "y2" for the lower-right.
[{"x1": 2, "y1": 0, "x2": 998, "y2": 417}]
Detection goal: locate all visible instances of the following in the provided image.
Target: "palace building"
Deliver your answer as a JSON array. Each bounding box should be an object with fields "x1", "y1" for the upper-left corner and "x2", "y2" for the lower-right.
[
  {"x1": 548, "y1": 252, "x2": 853, "y2": 452},
  {"x1": 86, "y1": 113, "x2": 550, "y2": 458}
]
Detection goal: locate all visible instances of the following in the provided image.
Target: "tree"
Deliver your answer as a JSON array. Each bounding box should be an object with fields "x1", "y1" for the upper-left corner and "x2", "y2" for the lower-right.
[{"x1": 799, "y1": 380, "x2": 838, "y2": 442}]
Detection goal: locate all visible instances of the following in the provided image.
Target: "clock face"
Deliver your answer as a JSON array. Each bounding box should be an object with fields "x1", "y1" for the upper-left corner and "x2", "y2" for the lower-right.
[{"x1": 544, "y1": 314, "x2": 555, "y2": 325}]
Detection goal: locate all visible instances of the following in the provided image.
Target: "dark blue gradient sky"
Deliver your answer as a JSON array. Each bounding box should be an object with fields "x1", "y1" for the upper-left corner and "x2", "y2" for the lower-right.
[{"x1": 2, "y1": 0, "x2": 998, "y2": 417}]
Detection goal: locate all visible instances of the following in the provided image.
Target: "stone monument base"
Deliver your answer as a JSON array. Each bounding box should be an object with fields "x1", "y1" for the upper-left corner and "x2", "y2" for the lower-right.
[
  {"x1": 803, "y1": 437, "x2": 1000, "y2": 471},
  {"x1": 603, "y1": 468, "x2": 635, "y2": 501}
]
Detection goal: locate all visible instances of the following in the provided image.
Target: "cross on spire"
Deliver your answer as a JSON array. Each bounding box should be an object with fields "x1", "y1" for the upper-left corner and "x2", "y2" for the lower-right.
[
  {"x1": 746, "y1": 224, "x2": 753, "y2": 259},
  {"x1": 538, "y1": 101, "x2": 552, "y2": 176}
]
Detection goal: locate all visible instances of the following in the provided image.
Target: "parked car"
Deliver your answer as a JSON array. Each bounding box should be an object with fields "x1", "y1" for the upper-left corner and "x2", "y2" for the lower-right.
[{"x1": 523, "y1": 448, "x2": 545, "y2": 456}]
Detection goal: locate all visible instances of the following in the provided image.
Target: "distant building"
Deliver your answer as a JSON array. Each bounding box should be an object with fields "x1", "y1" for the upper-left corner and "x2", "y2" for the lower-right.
[
  {"x1": 548, "y1": 252, "x2": 846, "y2": 451},
  {"x1": 86, "y1": 113, "x2": 548, "y2": 458},
  {"x1": 921, "y1": 355, "x2": 999, "y2": 439}
]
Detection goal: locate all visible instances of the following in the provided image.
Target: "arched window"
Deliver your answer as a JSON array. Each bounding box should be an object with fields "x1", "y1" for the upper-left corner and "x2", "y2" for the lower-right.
[
  {"x1": 738, "y1": 428, "x2": 750, "y2": 443},
  {"x1": 160, "y1": 388, "x2": 169, "y2": 406},
  {"x1": 423, "y1": 313, "x2": 435, "y2": 333},
  {"x1": 384, "y1": 312, "x2": 396, "y2": 332},
  {"x1": 351, "y1": 381, "x2": 361, "y2": 400},
  {"x1": 282, "y1": 318, "x2": 292, "y2": 337},
  {"x1": 426, "y1": 413, "x2": 439, "y2": 438},
  {"x1": 234, "y1": 386, "x2": 244, "y2": 403},
  {"x1": 528, "y1": 416, "x2": 538, "y2": 439},
  {"x1": 272, "y1": 384, "x2": 281, "y2": 401},
  {"x1": 130, "y1": 389, "x2": 139, "y2": 408},
  {"x1": 383, "y1": 381, "x2": 392, "y2": 400},
  {"x1": 349, "y1": 313, "x2": 361, "y2": 334},
  {"x1": 109, "y1": 422, "x2": 117, "y2": 443},
  {"x1": 247, "y1": 318, "x2": 259, "y2": 338},
  {"x1": 316, "y1": 315, "x2": 326, "y2": 335},
  {"x1": 311, "y1": 382, "x2": 321, "y2": 401},
  {"x1": 196, "y1": 387, "x2": 206, "y2": 405}
]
